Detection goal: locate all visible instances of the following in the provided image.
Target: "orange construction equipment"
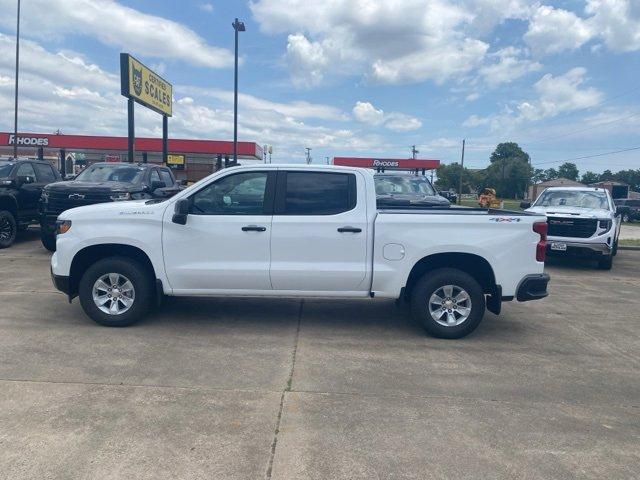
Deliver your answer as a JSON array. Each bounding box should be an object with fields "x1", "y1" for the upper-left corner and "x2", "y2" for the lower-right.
[{"x1": 478, "y1": 188, "x2": 501, "y2": 208}]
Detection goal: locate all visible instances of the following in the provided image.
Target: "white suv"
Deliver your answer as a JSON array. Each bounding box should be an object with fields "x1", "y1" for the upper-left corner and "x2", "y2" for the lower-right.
[{"x1": 523, "y1": 187, "x2": 621, "y2": 270}]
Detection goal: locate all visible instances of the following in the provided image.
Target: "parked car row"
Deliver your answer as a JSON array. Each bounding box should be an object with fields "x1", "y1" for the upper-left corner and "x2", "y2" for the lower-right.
[
  {"x1": 614, "y1": 198, "x2": 640, "y2": 223},
  {"x1": 0, "y1": 159, "x2": 183, "y2": 250}
]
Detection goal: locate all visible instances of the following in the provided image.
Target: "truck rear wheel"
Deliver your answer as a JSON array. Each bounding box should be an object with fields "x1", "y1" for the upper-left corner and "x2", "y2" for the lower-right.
[
  {"x1": 410, "y1": 268, "x2": 485, "y2": 339},
  {"x1": 0, "y1": 210, "x2": 17, "y2": 248},
  {"x1": 78, "y1": 257, "x2": 152, "y2": 327}
]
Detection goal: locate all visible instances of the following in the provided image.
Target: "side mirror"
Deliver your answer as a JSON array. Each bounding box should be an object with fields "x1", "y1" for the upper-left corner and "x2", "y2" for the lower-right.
[
  {"x1": 520, "y1": 201, "x2": 531, "y2": 209},
  {"x1": 172, "y1": 198, "x2": 189, "y2": 225},
  {"x1": 16, "y1": 175, "x2": 34, "y2": 186},
  {"x1": 151, "y1": 180, "x2": 166, "y2": 191}
]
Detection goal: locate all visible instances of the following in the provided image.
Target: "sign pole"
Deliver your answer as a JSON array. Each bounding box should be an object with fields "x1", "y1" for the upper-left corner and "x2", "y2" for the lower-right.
[
  {"x1": 13, "y1": 0, "x2": 20, "y2": 160},
  {"x1": 127, "y1": 97, "x2": 135, "y2": 163},
  {"x1": 162, "y1": 115, "x2": 168, "y2": 164}
]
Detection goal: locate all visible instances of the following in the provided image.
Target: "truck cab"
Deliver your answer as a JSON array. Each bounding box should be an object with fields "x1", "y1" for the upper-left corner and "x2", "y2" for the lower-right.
[{"x1": 0, "y1": 159, "x2": 61, "y2": 248}]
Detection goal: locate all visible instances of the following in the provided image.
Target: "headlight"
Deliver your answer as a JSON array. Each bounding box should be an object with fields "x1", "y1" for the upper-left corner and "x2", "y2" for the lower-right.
[
  {"x1": 109, "y1": 192, "x2": 131, "y2": 201},
  {"x1": 598, "y1": 219, "x2": 612, "y2": 232},
  {"x1": 56, "y1": 220, "x2": 72, "y2": 235}
]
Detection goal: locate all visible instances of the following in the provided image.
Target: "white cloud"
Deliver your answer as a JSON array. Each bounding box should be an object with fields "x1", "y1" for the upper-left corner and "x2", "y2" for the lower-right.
[
  {"x1": 464, "y1": 68, "x2": 603, "y2": 130},
  {"x1": 251, "y1": 0, "x2": 535, "y2": 86},
  {"x1": 0, "y1": 0, "x2": 234, "y2": 68},
  {"x1": 352, "y1": 101, "x2": 384, "y2": 126},
  {"x1": 198, "y1": 3, "x2": 214, "y2": 12},
  {"x1": 525, "y1": 5, "x2": 593, "y2": 55},
  {"x1": 479, "y1": 47, "x2": 542, "y2": 87},
  {"x1": 352, "y1": 101, "x2": 422, "y2": 131},
  {"x1": 585, "y1": 0, "x2": 640, "y2": 52}
]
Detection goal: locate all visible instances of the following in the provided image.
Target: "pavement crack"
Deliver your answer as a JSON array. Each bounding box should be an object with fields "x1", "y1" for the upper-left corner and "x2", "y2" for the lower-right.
[{"x1": 265, "y1": 298, "x2": 303, "y2": 480}]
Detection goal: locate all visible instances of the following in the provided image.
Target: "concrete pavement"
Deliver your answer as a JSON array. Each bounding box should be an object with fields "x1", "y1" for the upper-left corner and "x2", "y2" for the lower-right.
[{"x1": 0, "y1": 229, "x2": 638, "y2": 479}]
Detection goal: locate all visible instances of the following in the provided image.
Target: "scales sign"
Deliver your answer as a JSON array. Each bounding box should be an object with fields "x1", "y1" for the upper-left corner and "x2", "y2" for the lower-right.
[{"x1": 120, "y1": 54, "x2": 172, "y2": 117}]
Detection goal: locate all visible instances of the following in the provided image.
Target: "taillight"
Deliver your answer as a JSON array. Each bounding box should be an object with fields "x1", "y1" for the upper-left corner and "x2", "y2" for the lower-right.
[{"x1": 533, "y1": 221, "x2": 547, "y2": 262}]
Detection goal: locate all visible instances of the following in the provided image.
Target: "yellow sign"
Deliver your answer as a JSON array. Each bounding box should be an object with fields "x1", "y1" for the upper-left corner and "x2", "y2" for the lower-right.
[
  {"x1": 167, "y1": 154, "x2": 185, "y2": 165},
  {"x1": 120, "y1": 53, "x2": 172, "y2": 116}
]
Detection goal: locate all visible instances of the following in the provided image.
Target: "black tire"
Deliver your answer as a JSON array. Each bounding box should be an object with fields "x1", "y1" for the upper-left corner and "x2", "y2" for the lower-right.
[
  {"x1": 78, "y1": 256, "x2": 153, "y2": 327},
  {"x1": 41, "y1": 231, "x2": 57, "y2": 252},
  {"x1": 598, "y1": 256, "x2": 613, "y2": 270},
  {"x1": 410, "y1": 268, "x2": 485, "y2": 339},
  {"x1": 612, "y1": 240, "x2": 618, "y2": 257},
  {"x1": 0, "y1": 210, "x2": 17, "y2": 248}
]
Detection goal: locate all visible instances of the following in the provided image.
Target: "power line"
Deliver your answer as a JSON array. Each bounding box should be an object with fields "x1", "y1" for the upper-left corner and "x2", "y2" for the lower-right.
[{"x1": 533, "y1": 146, "x2": 640, "y2": 167}]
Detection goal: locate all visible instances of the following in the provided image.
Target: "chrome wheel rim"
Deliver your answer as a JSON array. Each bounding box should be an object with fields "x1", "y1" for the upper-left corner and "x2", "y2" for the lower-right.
[
  {"x1": 92, "y1": 273, "x2": 135, "y2": 315},
  {"x1": 0, "y1": 217, "x2": 13, "y2": 241},
  {"x1": 428, "y1": 284, "x2": 472, "y2": 327}
]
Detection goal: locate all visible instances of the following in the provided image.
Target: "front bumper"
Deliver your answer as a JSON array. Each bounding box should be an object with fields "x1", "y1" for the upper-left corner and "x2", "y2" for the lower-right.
[
  {"x1": 546, "y1": 241, "x2": 612, "y2": 258},
  {"x1": 516, "y1": 273, "x2": 550, "y2": 302},
  {"x1": 51, "y1": 268, "x2": 71, "y2": 296}
]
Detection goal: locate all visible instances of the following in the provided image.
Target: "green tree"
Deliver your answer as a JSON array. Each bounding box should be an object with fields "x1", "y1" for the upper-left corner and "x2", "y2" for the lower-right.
[
  {"x1": 435, "y1": 163, "x2": 476, "y2": 193},
  {"x1": 614, "y1": 169, "x2": 640, "y2": 191},
  {"x1": 532, "y1": 168, "x2": 546, "y2": 183},
  {"x1": 580, "y1": 171, "x2": 599, "y2": 185},
  {"x1": 600, "y1": 169, "x2": 614, "y2": 181},
  {"x1": 484, "y1": 159, "x2": 533, "y2": 199},
  {"x1": 557, "y1": 162, "x2": 579, "y2": 181},
  {"x1": 490, "y1": 142, "x2": 530, "y2": 164},
  {"x1": 543, "y1": 168, "x2": 558, "y2": 181}
]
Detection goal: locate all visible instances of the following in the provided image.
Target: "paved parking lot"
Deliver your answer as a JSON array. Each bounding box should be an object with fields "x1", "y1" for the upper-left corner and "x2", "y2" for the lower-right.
[{"x1": 1, "y1": 229, "x2": 639, "y2": 479}]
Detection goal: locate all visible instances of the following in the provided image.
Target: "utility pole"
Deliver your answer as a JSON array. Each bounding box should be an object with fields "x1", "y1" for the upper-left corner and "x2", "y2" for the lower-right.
[
  {"x1": 458, "y1": 139, "x2": 465, "y2": 205},
  {"x1": 305, "y1": 147, "x2": 312, "y2": 164},
  {"x1": 232, "y1": 18, "x2": 245, "y2": 166},
  {"x1": 13, "y1": 0, "x2": 21, "y2": 160},
  {"x1": 411, "y1": 145, "x2": 418, "y2": 159}
]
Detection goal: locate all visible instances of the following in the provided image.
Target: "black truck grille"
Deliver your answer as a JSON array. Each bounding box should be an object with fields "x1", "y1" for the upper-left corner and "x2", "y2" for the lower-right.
[
  {"x1": 547, "y1": 217, "x2": 597, "y2": 238},
  {"x1": 46, "y1": 192, "x2": 113, "y2": 215}
]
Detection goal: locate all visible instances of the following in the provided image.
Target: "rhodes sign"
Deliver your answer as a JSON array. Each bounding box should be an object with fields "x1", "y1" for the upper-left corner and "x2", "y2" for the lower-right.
[{"x1": 120, "y1": 54, "x2": 172, "y2": 117}]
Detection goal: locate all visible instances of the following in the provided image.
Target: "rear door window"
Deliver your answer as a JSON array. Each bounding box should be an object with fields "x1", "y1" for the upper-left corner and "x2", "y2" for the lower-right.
[
  {"x1": 34, "y1": 163, "x2": 57, "y2": 183},
  {"x1": 159, "y1": 169, "x2": 174, "y2": 187},
  {"x1": 16, "y1": 163, "x2": 36, "y2": 179},
  {"x1": 278, "y1": 171, "x2": 356, "y2": 215}
]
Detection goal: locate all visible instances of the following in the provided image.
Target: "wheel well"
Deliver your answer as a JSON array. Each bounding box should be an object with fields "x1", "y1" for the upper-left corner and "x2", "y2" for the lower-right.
[
  {"x1": 69, "y1": 244, "x2": 156, "y2": 297},
  {"x1": 404, "y1": 253, "x2": 497, "y2": 298},
  {"x1": 0, "y1": 196, "x2": 18, "y2": 217}
]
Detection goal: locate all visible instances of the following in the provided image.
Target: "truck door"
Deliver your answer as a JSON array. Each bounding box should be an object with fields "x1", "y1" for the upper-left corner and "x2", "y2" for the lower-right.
[
  {"x1": 15, "y1": 162, "x2": 40, "y2": 220},
  {"x1": 162, "y1": 170, "x2": 275, "y2": 292},
  {"x1": 269, "y1": 170, "x2": 369, "y2": 292}
]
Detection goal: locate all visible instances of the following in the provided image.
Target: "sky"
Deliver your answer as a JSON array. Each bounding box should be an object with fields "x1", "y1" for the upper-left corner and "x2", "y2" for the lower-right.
[{"x1": 0, "y1": 0, "x2": 638, "y2": 173}]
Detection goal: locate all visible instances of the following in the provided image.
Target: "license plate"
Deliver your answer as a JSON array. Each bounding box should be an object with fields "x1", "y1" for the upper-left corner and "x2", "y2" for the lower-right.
[{"x1": 550, "y1": 242, "x2": 567, "y2": 251}]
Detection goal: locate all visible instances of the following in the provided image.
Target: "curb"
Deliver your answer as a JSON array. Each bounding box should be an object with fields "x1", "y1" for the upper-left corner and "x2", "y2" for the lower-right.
[{"x1": 619, "y1": 245, "x2": 640, "y2": 251}]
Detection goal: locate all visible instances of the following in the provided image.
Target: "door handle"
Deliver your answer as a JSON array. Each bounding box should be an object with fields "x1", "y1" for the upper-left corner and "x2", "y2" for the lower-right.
[
  {"x1": 242, "y1": 225, "x2": 267, "y2": 232},
  {"x1": 337, "y1": 226, "x2": 362, "y2": 233}
]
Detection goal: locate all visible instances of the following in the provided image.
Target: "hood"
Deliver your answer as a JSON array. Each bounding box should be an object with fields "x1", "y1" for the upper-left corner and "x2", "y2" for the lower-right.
[
  {"x1": 526, "y1": 205, "x2": 612, "y2": 219},
  {"x1": 59, "y1": 199, "x2": 160, "y2": 219},
  {"x1": 45, "y1": 180, "x2": 141, "y2": 193},
  {"x1": 377, "y1": 193, "x2": 450, "y2": 207}
]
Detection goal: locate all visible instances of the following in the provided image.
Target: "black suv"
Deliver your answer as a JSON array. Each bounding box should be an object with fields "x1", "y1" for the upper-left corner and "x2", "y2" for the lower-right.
[
  {"x1": 0, "y1": 159, "x2": 62, "y2": 248},
  {"x1": 40, "y1": 162, "x2": 181, "y2": 251},
  {"x1": 614, "y1": 198, "x2": 640, "y2": 223}
]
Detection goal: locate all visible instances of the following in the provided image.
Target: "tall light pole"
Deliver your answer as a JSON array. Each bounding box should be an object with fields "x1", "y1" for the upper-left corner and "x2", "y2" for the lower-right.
[
  {"x1": 232, "y1": 18, "x2": 245, "y2": 165},
  {"x1": 13, "y1": 0, "x2": 21, "y2": 160},
  {"x1": 305, "y1": 147, "x2": 312, "y2": 164},
  {"x1": 458, "y1": 139, "x2": 465, "y2": 205}
]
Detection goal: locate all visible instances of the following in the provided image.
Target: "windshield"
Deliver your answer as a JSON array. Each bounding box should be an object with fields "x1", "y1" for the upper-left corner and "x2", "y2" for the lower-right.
[
  {"x1": 0, "y1": 163, "x2": 14, "y2": 178},
  {"x1": 75, "y1": 164, "x2": 145, "y2": 184},
  {"x1": 534, "y1": 190, "x2": 609, "y2": 209},
  {"x1": 375, "y1": 176, "x2": 436, "y2": 196}
]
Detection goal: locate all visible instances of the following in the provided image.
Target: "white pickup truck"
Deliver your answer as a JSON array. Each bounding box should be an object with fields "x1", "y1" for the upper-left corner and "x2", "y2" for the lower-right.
[{"x1": 51, "y1": 165, "x2": 549, "y2": 338}]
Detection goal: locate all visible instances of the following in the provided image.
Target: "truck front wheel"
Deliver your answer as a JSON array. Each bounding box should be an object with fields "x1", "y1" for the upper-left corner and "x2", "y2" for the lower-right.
[
  {"x1": 410, "y1": 268, "x2": 485, "y2": 339},
  {"x1": 41, "y1": 231, "x2": 57, "y2": 252},
  {"x1": 78, "y1": 257, "x2": 153, "y2": 327},
  {"x1": 0, "y1": 210, "x2": 17, "y2": 248}
]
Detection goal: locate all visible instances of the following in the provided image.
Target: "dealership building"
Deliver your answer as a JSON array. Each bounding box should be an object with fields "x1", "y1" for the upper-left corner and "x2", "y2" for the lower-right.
[{"x1": 0, "y1": 132, "x2": 264, "y2": 182}]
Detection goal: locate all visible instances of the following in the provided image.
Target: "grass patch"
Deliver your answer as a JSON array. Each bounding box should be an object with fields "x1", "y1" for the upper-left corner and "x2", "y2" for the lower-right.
[{"x1": 620, "y1": 239, "x2": 640, "y2": 247}]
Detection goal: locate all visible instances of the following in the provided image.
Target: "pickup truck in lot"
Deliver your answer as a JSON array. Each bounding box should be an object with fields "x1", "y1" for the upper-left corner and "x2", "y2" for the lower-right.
[
  {"x1": 51, "y1": 165, "x2": 549, "y2": 338},
  {"x1": 522, "y1": 186, "x2": 621, "y2": 270}
]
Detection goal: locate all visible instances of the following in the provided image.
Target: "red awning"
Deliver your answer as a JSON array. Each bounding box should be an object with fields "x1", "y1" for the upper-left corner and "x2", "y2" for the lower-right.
[
  {"x1": 0, "y1": 132, "x2": 262, "y2": 159},
  {"x1": 333, "y1": 157, "x2": 440, "y2": 169}
]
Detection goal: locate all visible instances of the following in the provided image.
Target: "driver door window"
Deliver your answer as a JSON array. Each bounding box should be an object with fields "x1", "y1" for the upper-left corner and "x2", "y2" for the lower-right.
[{"x1": 190, "y1": 171, "x2": 270, "y2": 215}]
